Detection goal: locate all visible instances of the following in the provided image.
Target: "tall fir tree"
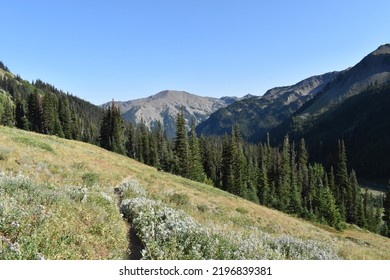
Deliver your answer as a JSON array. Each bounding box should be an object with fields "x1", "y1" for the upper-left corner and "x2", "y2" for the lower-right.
[
  {"x1": 15, "y1": 98, "x2": 29, "y2": 130},
  {"x1": 384, "y1": 184, "x2": 390, "y2": 237},
  {"x1": 188, "y1": 118, "x2": 206, "y2": 182},
  {"x1": 58, "y1": 95, "x2": 72, "y2": 139},
  {"x1": 221, "y1": 133, "x2": 234, "y2": 192},
  {"x1": 27, "y1": 90, "x2": 44, "y2": 133},
  {"x1": 174, "y1": 107, "x2": 189, "y2": 178}
]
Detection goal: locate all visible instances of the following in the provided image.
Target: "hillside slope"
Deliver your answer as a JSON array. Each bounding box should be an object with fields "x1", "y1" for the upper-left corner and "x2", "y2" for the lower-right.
[
  {"x1": 1, "y1": 126, "x2": 390, "y2": 259},
  {"x1": 196, "y1": 72, "x2": 339, "y2": 141}
]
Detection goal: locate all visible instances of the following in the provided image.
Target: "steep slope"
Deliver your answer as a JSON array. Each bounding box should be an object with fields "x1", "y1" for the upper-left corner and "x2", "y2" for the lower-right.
[
  {"x1": 196, "y1": 72, "x2": 339, "y2": 141},
  {"x1": 271, "y1": 83, "x2": 390, "y2": 182},
  {"x1": 300, "y1": 44, "x2": 390, "y2": 116},
  {"x1": 102, "y1": 90, "x2": 237, "y2": 138},
  {"x1": 268, "y1": 44, "x2": 390, "y2": 181},
  {"x1": 1, "y1": 126, "x2": 390, "y2": 259}
]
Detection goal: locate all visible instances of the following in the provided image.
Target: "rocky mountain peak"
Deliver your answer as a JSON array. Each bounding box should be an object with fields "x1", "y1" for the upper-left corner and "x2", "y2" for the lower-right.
[{"x1": 371, "y1": 44, "x2": 390, "y2": 56}]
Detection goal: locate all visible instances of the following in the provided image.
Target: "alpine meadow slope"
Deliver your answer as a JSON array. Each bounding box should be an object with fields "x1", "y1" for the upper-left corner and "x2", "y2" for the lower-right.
[{"x1": 1, "y1": 126, "x2": 390, "y2": 259}]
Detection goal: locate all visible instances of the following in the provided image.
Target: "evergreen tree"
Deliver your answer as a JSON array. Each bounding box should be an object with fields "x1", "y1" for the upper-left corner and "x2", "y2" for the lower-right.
[
  {"x1": 319, "y1": 175, "x2": 343, "y2": 230},
  {"x1": 99, "y1": 101, "x2": 125, "y2": 154},
  {"x1": 288, "y1": 143, "x2": 303, "y2": 215},
  {"x1": 58, "y1": 95, "x2": 72, "y2": 139},
  {"x1": 1, "y1": 96, "x2": 14, "y2": 126},
  {"x1": 126, "y1": 123, "x2": 136, "y2": 159},
  {"x1": 257, "y1": 162, "x2": 270, "y2": 206},
  {"x1": 221, "y1": 134, "x2": 234, "y2": 192},
  {"x1": 27, "y1": 90, "x2": 44, "y2": 133},
  {"x1": 188, "y1": 118, "x2": 206, "y2": 182},
  {"x1": 231, "y1": 124, "x2": 246, "y2": 197},
  {"x1": 174, "y1": 107, "x2": 189, "y2": 177},
  {"x1": 384, "y1": 184, "x2": 390, "y2": 237},
  {"x1": 15, "y1": 99, "x2": 29, "y2": 130},
  {"x1": 335, "y1": 140, "x2": 350, "y2": 217},
  {"x1": 279, "y1": 135, "x2": 291, "y2": 211}
]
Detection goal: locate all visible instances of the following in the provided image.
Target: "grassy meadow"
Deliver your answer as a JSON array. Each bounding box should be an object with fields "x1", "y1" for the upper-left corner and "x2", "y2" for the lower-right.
[{"x1": 1, "y1": 126, "x2": 390, "y2": 259}]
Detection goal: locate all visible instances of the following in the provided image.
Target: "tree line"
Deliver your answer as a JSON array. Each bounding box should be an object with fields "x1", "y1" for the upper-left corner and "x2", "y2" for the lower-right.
[
  {"x1": 100, "y1": 105, "x2": 390, "y2": 236},
  {"x1": 0, "y1": 72, "x2": 102, "y2": 144},
  {"x1": 1, "y1": 63, "x2": 389, "y2": 237}
]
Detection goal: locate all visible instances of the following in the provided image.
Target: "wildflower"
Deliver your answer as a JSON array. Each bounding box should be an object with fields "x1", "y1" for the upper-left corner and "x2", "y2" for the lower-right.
[{"x1": 11, "y1": 221, "x2": 20, "y2": 228}]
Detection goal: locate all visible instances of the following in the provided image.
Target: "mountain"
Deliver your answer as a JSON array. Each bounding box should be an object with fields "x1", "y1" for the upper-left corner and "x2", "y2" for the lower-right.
[
  {"x1": 298, "y1": 44, "x2": 390, "y2": 117},
  {"x1": 269, "y1": 44, "x2": 390, "y2": 181},
  {"x1": 102, "y1": 90, "x2": 238, "y2": 138},
  {"x1": 1, "y1": 125, "x2": 390, "y2": 260},
  {"x1": 196, "y1": 71, "x2": 340, "y2": 141}
]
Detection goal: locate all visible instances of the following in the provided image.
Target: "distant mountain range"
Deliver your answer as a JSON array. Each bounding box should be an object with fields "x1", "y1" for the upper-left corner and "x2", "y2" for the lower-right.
[
  {"x1": 269, "y1": 44, "x2": 390, "y2": 181},
  {"x1": 102, "y1": 90, "x2": 240, "y2": 138},
  {"x1": 196, "y1": 71, "x2": 340, "y2": 141}
]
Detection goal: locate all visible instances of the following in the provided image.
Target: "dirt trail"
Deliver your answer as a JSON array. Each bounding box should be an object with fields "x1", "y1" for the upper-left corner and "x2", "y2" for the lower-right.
[{"x1": 115, "y1": 175, "x2": 144, "y2": 260}]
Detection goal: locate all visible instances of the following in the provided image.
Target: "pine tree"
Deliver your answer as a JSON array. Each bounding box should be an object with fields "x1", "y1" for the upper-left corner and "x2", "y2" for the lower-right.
[
  {"x1": 126, "y1": 123, "x2": 136, "y2": 159},
  {"x1": 288, "y1": 143, "x2": 303, "y2": 215},
  {"x1": 257, "y1": 162, "x2": 270, "y2": 206},
  {"x1": 188, "y1": 118, "x2": 206, "y2": 182},
  {"x1": 110, "y1": 103, "x2": 126, "y2": 154},
  {"x1": 58, "y1": 95, "x2": 72, "y2": 139},
  {"x1": 384, "y1": 184, "x2": 390, "y2": 237},
  {"x1": 15, "y1": 99, "x2": 29, "y2": 130},
  {"x1": 279, "y1": 135, "x2": 291, "y2": 211},
  {"x1": 231, "y1": 124, "x2": 246, "y2": 197},
  {"x1": 319, "y1": 174, "x2": 343, "y2": 230},
  {"x1": 1, "y1": 97, "x2": 14, "y2": 126},
  {"x1": 99, "y1": 101, "x2": 125, "y2": 154},
  {"x1": 27, "y1": 90, "x2": 44, "y2": 133},
  {"x1": 335, "y1": 140, "x2": 350, "y2": 219},
  {"x1": 174, "y1": 107, "x2": 189, "y2": 177},
  {"x1": 42, "y1": 92, "x2": 57, "y2": 134},
  {"x1": 221, "y1": 133, "x2": 234, "y2": 192}
]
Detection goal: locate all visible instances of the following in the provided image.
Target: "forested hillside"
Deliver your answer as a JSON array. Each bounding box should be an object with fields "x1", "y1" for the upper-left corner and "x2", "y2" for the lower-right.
[{"x1": 0, "y1": 62, "x2": 103, "y2": 144}]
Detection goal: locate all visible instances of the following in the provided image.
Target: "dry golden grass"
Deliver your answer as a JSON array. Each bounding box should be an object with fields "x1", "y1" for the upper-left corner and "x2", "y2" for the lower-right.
[{"x1": 1, "y1": 126, "x2": 390, "y2": 259}]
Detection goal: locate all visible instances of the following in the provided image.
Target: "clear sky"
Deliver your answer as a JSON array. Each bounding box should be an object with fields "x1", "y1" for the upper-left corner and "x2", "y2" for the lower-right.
[{"x1": 1, "y1": 0, "x2": 390, "y2": 104}]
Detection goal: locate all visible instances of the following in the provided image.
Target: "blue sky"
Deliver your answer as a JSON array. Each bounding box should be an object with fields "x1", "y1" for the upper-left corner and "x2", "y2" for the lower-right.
[{"x1": 1, "y1": 0, "x2": 390, "y2": 104}]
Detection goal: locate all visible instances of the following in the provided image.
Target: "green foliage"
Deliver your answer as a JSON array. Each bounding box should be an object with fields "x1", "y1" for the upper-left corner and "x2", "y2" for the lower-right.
[
  {"x1": 174, "y1": 107, "x2": 189, "y2": 177},
  {"x1": 82, "y1": 172, "x2": 99, "y2": 187},
  {"x1": 12, "y1": 136, "x2": 54, "y2": 152},
  {"x1": 100, "y1": 102, "x2": 126, "y2": 154}
]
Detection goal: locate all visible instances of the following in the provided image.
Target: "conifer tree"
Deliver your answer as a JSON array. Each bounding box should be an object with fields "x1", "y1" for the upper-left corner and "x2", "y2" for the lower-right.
[
  {"x1": 335, "y1": 140, "x2": 350, "y2": 215},
  {"x1": 126, "y1": 123, "x2": 136, "y2": 159},
  {"x1": 231, "y1": 124, "x2": 246, "y2": 197},
  {"x1": 174, "y1": 107, "x2": 189, "y2": 177},
  {"x1": 221, "y1": 133, "x2": 234, "y2": 192},
  {"x1": 15, "y1": 99, "x2": 29, "y2": 130},
  {"x1": 58, "y1": 95, "x2": 72, "y2": 139},
  {"x1": 257, "y1": 162, "x2": 270, "y2": 206},
  {"x1": 1, "y1": 96, "x2": 14, "y2": 126},
  {"x1": 288, "y1": 143, "x2": 303, "y2": 215},
  {"x1": 27, "y1": 90, "x2": 44, "y2": 133},
  {"x1": 384, "y1": 184, "x2": 390, "y2": 237},
  {"x1": 279, "y1": 135, "x2": 291, "y2": 211},
  {"x1": 188, "y1": 118, "x2": 206, "y2": 182}
]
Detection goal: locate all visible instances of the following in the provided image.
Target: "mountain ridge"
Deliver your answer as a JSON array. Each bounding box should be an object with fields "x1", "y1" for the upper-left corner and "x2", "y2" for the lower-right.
[
  {"x1": 196, "y1": 71, "x2": 339, "y2": 141},
  {"x1": 102, "y1": 90, "x2": 239, "y2": 138}
]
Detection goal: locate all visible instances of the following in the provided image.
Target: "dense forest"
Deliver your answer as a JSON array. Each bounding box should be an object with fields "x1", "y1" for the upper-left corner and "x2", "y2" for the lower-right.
[
  {"x1": 0, "y1": 64, "x2": 103, "y2": 143},
  {"x1": 100, "y1": 104, "x2": 390, "y2": 236},
  {"x1": 268, "y1": 83, "x2": 390, "y2": 182},
  {"x1": 1, "y1": 61, "x2": 390, "y2": 238}
]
